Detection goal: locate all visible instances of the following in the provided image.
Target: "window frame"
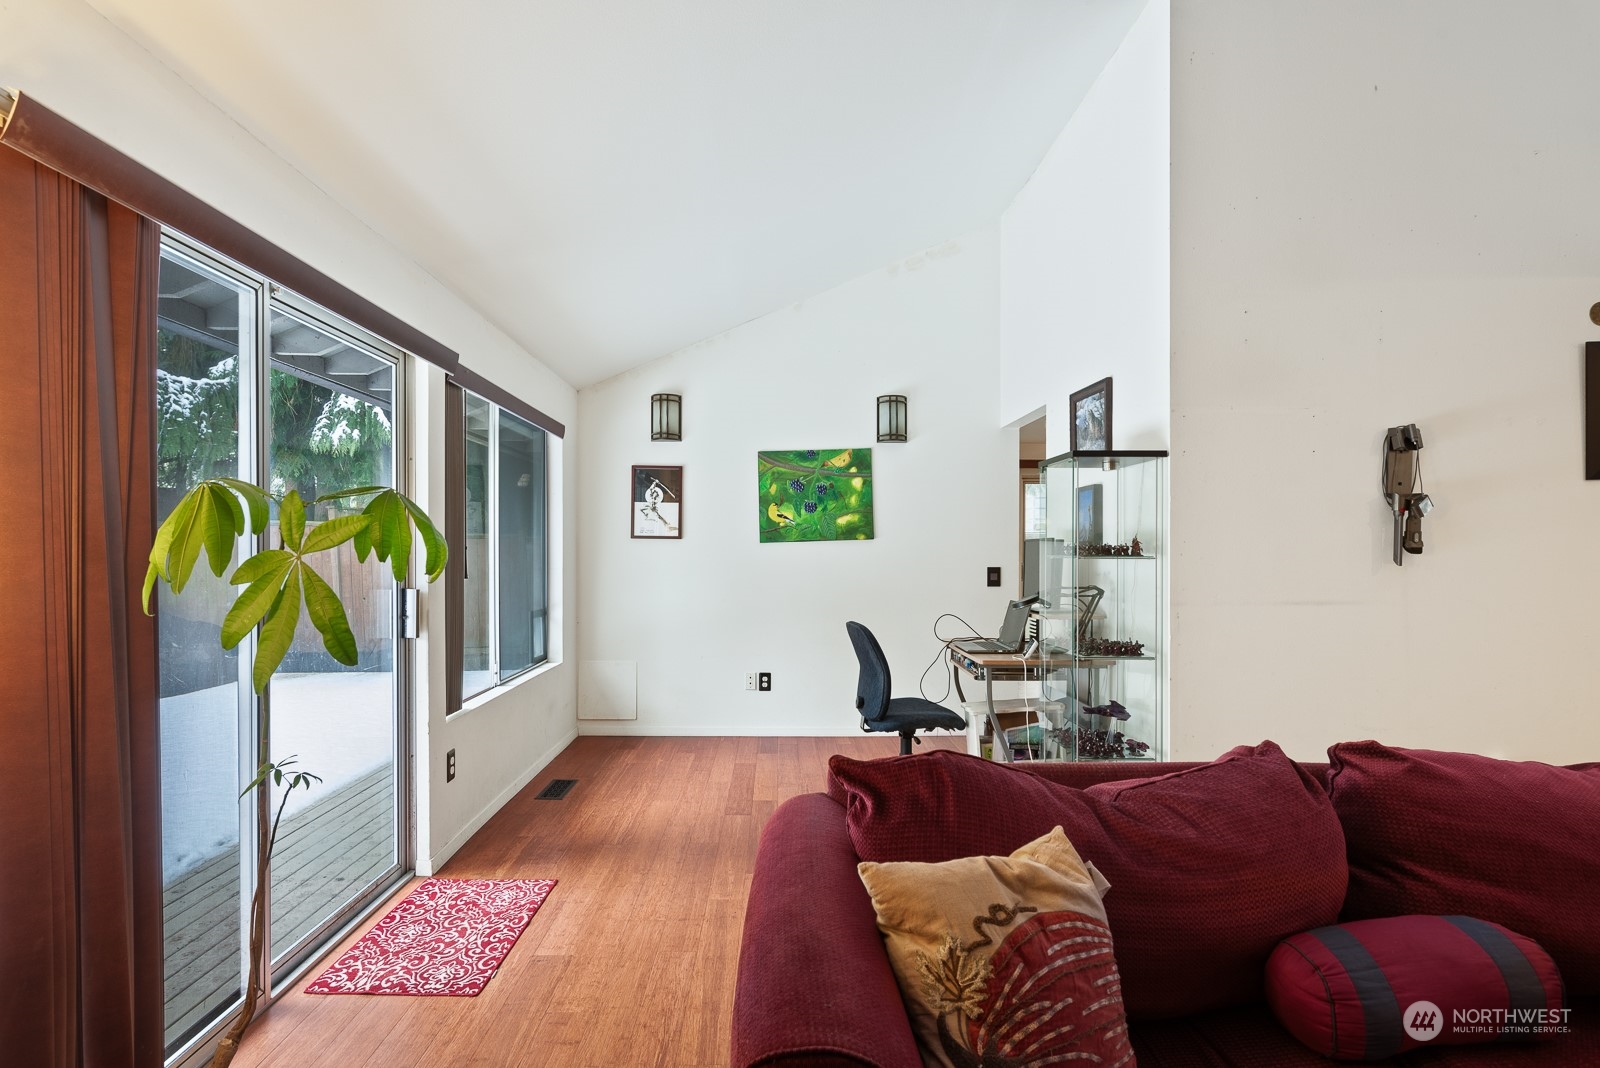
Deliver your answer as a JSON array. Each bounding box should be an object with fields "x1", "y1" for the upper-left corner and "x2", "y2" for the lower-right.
[{"x1": 453, "y1": 387, "x2": 551, "y2": 709}]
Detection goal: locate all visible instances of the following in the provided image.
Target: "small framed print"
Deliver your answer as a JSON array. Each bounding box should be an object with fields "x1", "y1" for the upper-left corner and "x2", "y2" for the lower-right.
[
  {"x1": 631, "y1": 465, "x2": 682, "y2": 539},
  {"x1": 1076, "y1": 483, "x2": 1103, "y2": 544},
  {"x1": 1070, "y1": 377, "x2": 1113, "y2": 452}
]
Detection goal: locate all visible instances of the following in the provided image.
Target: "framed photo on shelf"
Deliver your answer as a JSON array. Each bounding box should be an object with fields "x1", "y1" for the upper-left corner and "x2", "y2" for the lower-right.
[
  {"x1": 1069, "y1": 377, "x2": 1113, "y2": 452},
  {"x1": 1076, "y1": 483, "x2": 1103, "y2": 544},
  {"x1": 631, "y1": 465, "x2": 682, "y2": 539}
]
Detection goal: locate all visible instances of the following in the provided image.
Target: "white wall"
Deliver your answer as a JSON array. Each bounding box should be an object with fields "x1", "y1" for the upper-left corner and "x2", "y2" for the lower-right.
[
  {"x1": 1170, "y1": 1, "x2": 1600, "y2": 762},
  {"x1": 1001, "y1": 0, "x2": 1170, "y2": 455},
  {"x1": 1, "y1": 0, "x2": 578, "y2": 871},
  {"x1": 576, "y1": 228, "x2": 1014, "y2": 734}
]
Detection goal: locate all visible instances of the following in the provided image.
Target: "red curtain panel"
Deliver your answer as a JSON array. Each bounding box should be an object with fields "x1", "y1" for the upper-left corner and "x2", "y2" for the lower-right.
[{"x1": 0, "y1": 142, "x2": 164, "y2": 1068}]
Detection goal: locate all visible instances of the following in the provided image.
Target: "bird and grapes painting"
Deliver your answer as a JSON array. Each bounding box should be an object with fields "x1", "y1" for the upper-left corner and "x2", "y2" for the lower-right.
[{"x1": 757, "y1": 448, "x2": 873, "y2": 543}]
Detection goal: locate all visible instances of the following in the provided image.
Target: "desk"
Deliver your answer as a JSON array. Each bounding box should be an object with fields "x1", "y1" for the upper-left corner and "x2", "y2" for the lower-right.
[{"x1": 948, "y1": 648, "x2": 1057, "y2": 763}]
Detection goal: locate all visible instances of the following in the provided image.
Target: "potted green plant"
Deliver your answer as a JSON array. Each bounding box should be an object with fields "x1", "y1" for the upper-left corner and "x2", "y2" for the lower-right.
[{"x1": 145, "y1": 478, "x2": 445, "y2": 1067}]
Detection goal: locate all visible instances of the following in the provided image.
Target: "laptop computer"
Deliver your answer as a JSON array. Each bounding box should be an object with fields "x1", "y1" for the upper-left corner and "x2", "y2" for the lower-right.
[{"x1": 954, "y1": 600, "x2": 1032, "y2": 655}]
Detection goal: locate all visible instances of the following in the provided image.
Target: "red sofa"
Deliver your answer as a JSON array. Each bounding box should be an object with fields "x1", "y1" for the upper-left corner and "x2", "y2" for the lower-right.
[{"x1": 730, "y1": 751, "x2": 1599, "y2": 1068}]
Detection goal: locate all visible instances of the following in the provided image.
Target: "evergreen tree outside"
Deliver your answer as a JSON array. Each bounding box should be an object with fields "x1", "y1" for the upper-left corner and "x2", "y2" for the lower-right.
[
  {"x1": 266, "y1": 370, "x2": 392, "y2": 515},
  {"x1": 155, "y1": 326, "x2": 393, "y2": 516}
]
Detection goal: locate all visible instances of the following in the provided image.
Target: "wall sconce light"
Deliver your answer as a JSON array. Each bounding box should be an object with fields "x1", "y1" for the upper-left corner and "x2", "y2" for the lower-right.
[
  {"x1": 650, "y1": 393, "x2": 682, "y2": 441},
  {"x1": 876, "y1": 394, "x2": 907, "y2": 443}
]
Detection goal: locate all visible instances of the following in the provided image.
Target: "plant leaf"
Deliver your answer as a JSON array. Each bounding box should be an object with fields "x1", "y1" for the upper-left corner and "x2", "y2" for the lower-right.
[
  {"x1": 242, "y1": 760, "x2": 274, "y2": 797},
  {"x1": 386, "y1": 499, "x2": 413, "y2": 582},
  {"x1": 210, "y1": 482, "x2": 246, "y2": 541},
  {"x1": 170, "y1": 487, "x2": 214, "y2": 595},
  {"x1": 143, "y1": 489, "x2": 201, "y2": 613},
  {"x1": 215, "y1": 477, "x2": 270, "y2": 535},
  {"x1": 402, "y1": 495, "x2": 448, "y2": 581},
  {"x1": 362, "y1": 490, "x2": 400, "y2": 560},
  {"x1": 201, "y1": 485, "x2": 238, "y2": 577},
  {"x1": 141, "y1": 563, "x2": 160, "y2": 616},
  {"x1": 280, "y1": 490, "x2": 306, "y2": 551},
  {"x1": 300, "y1": 562, "x2": 358, "y2": 665},
  {"x1": 363, "y1": 490, "x2": 412, "y2": 582},
  {"x1": 301, "y1": 514, "x2": 375, "y2": 555},
  {"x1": 229, "y1": 548, "x2": 293, "y2": 587},
  {"x1": 314, "y1": 485, "x2": 387, "y2": 504},
  {"x1": 352, "y1": 520, "x2": 372, "y2": 562},
  {"x1": 147, "y1": 488, "x2": 200, "y2": 578},
  {"x1": 221, "y1": 555, "x2": 295, "y2": 648},
  {"x1": 253, "y1": 563, "x2": 302, "y2": 693}
]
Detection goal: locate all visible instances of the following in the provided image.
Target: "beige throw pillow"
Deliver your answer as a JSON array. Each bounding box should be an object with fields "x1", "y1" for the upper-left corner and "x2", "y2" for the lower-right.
[{"x1": 858, "y1": 827, "x2": 1134, "y2": 1068}]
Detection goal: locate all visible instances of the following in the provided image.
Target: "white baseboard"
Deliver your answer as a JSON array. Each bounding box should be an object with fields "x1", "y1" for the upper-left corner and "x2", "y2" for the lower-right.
[
  {"x1": 575, "y1": 723, "x2": 966, "y2": 738},
  {"x1": 422, "y1": 726, "x2": 579, "y2": 874}
]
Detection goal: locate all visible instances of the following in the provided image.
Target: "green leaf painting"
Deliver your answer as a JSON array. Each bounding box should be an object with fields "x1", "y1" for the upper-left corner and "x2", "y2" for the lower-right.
[{"x1": 757, "y1": 448, "x2": 874, "y2": 543}]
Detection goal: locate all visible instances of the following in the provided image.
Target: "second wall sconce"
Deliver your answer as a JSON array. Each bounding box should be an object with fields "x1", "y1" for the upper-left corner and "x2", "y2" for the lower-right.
[
  {"x1": 651, "y1": 393, "x2": 682, "y2": 441},
  {"x1": 876, "y1": 394, "x2": 907, "y2": 443}
]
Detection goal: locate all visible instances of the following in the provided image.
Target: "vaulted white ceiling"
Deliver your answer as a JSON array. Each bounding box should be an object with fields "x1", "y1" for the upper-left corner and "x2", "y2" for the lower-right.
[{"x1": 90, "y1": 0, "x2": 1144, "y2": 387}]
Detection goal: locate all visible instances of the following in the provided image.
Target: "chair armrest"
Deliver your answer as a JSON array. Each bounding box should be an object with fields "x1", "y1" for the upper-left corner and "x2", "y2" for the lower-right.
[{"x1": 731, "y1": 793, "x2": 921, "y2": 1068}]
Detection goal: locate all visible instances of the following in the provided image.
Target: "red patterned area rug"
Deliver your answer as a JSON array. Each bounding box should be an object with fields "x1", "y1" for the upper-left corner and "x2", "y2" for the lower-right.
[{"x1": 305, "y1": 877, "x2": 557, "y2": 996}]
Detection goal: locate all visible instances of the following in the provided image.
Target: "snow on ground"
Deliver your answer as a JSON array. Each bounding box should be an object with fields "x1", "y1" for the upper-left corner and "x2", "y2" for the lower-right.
[{"x1": 160, "y1": 671, "x2": 393, "y2": 882}]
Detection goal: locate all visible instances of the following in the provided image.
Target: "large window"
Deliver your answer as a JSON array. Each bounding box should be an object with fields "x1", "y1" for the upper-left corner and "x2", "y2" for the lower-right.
[{"x1": 460, "y1": 390, "x2": 550, "y2": 703}]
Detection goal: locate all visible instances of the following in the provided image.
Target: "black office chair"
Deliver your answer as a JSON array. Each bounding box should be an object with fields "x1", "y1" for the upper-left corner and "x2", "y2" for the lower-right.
[{"x1": 846, "y1": 621, "x2": 967, "y2": 755}]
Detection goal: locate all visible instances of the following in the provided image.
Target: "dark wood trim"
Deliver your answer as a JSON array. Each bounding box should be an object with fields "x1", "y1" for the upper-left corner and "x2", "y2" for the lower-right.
[
  {"x1": 451, "y1": 363, "x2": 566, "y2": 439},
  {"x1": 1588, "y1": 343, "x2": 1600, "y2": 480},
  {"x1": 0, "y1": 91, "x2": 460, "y2": 375}
]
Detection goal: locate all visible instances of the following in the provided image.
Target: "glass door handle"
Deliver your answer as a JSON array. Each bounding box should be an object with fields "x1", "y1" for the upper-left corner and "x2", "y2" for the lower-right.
[{"x1": 398, "y1": 588, "x2": 418, "y2": 639}]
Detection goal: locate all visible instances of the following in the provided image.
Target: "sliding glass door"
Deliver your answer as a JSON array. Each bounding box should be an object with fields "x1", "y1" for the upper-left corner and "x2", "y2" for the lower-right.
[
  {"x1": 156, "y1": 237, "x2": 410, "y2": 1062},
  {"x1": 156, "y1": 246, "x2": 253, "y2": 1054},
  {"x1": 265, "y1": 306, "x2": 403, "y2": 971}
]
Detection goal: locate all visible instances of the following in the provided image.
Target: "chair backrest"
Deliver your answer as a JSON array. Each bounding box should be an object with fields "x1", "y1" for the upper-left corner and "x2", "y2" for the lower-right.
[{"x1": 845, "y1": 621, "x2": 891, "y2": 723}]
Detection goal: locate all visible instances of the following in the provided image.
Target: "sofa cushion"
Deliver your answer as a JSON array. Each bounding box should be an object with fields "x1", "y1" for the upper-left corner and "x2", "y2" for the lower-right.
[
  {"x1": 829, "y1": 742, "x2": 1347, "y2": 1019},
  {"x1": 1328, "y1": 741, "x2": 1600, "y2": 995},
  {"x1": 857, "y1": 826, "x2": 1133, "y2": 1068},
  {"x1": 1266, "y1": 915, "x2": 1565, "y2": 1060}
]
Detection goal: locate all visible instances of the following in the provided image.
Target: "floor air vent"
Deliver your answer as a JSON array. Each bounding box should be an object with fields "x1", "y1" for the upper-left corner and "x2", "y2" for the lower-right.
[{"x1": 536, "y1": 779, "x2": 577, "y2": 800}]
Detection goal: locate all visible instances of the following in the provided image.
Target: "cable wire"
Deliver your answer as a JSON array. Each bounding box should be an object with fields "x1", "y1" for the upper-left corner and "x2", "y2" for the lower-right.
[{"x1": 918, "y1": 612, "x2": 986, "y2": 704}]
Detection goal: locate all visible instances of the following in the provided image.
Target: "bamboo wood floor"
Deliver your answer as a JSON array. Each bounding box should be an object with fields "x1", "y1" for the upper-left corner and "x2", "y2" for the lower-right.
[{"x1": 229, "y1": 735, "x2": 960, "y2": 1068}]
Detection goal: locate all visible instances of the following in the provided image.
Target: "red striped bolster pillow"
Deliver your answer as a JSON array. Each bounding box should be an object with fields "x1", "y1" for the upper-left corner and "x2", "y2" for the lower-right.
[{"x1": 1266, "y1": 915, "x2": 1566, "y2": 1061}]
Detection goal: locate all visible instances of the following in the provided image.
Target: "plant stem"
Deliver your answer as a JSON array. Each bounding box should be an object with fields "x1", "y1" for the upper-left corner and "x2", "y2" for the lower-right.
[{"x1": 209, "y1": 780, "x2": 295, "y2": 1068}]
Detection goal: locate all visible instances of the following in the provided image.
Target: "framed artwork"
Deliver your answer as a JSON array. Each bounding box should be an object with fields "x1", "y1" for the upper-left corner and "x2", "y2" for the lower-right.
[
  {"x1": 631, "y1": 465, "x2": 682, "y2": 539},
  {"x1": 1070, "y1": 377, "x2": 1113, "y2": 452},
  {"x1": 1076, "y1": 483, "x2": 1103, "y2": 544},
  {"x1": 757, "y1": 448, "x2": 873, "y2": 543}
]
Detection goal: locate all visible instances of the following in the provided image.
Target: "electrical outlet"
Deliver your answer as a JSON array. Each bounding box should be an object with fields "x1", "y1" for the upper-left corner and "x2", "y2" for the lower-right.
[
  {"x1": 446, "y1": 749, "x2": 456, "y2": 782},
  {"x1": 758, "y1": 671, "x2": 772, "y2": 692},
  {"x1": 746, "y1": 672, "x2": 757, "y2": 691}
]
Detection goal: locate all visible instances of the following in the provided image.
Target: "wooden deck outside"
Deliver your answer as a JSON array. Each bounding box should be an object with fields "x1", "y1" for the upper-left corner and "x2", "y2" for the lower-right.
[{"x1": 163, "y1": 767, "x2": 396, "y2": 1050}]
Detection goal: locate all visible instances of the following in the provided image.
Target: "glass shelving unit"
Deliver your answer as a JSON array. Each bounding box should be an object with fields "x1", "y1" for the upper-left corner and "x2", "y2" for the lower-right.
[{"x1": 1035, "y1": 450, "x2": 1167, "y2": 761}]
